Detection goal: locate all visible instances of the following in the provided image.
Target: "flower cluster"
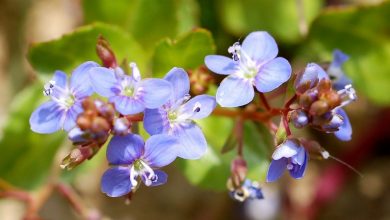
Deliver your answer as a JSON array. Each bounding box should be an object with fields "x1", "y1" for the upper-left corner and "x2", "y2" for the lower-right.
[{"x1": 30, "y1": 31, "x2": 357, "y2": 202}]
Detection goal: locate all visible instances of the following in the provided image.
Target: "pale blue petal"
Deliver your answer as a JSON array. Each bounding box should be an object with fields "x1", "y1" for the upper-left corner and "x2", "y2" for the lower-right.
[
  {"x1": 137, "y1": 79, "x2": 172, "y2": 108},
  {"x1": 272, "y1": 139, "x2": 299, "y2": 160},
  {"x1": 331, "y1": 49, "x2": 349, "y2": 68},
  {"x1": 106, "y1": 134, "x2": 144, "y2": 165},
  {"x1": 89, "y1": 67, "x2": 119, "y2": 97},
  {"x1": 292, "y1": 147, "x2": 306, "y2": 166},
  {"x1": 173, "y1": 123, "x2": 207, "y2": 159},
  {"x1": 254, "y1": 57, "x2": 291, "y2": 93},
  {"x1": 289, "y1": 150, "x2": 309, "y2": 179},
  {"x1": 164, "y1": 67, "x2": 190, "y2": 101},
  {"x1": 204, "y1": 55, "x2": 238, "y2": 75},
  {"x1": 148, "y1": 170, "x2": 167, "y2": 187},
  {"x1": 143, "y1": 134, "x2": 178, "y2": 167},
  {"x1": 266, "y1": 158, "x2": 287, "y2": 182},
  {"x1": 70, "y1": 61, "x2": 99, "y2": 97},
  {"x1": 52, "y1": 71, "x2": 67, "y2": 88},
  {"x1": 62, "y1": 102, "x2": 83, "y2": 131},
  {"x1": 294, "y1": 64, "x2": 319, "y2": 90},
  {"x1": 333, "y1": 75, "x2": 352, "y2": 91},
  {"x1": 216, "y1": 75, "x2": 254, "y2": 107},
  {"x1": 241, "y1": 31, "x2": 278, "y2": 62},
  {"x1": 179, "y1": 95, "x2": 216, "y2": 120},
  {"x1": 309, "y1": 63, "x2": 328, "y2": 81},
  {"x1": 29, "y1": 101, "x2": 65, "y2": 134},
  {"x1": 143, "y1": 108, "x2": 167, "y2": 135},
  {"x1": 334, "y1": 109, "x2": 352, "y2": 141},
  {"x1": 110, "y1": 96, "x2": 145, "y2": 115},
  {"x1": 101, "y1": 167, "x2": 131, "y2": 197}
]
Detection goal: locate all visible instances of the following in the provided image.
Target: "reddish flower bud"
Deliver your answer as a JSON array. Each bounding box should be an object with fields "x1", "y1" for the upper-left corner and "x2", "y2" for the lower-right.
[
  {"x1": 309, "y1": 100, "x2": 330, "y2": 116},
  {"x1": 96, "y1": 35, "x2": 117, "y2": 68}
]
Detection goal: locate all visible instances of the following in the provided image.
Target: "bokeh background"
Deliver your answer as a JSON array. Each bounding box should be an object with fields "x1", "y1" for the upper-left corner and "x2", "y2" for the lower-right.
[{"x1": 0, "y1": 0, "x2": 390, "y2": 219}]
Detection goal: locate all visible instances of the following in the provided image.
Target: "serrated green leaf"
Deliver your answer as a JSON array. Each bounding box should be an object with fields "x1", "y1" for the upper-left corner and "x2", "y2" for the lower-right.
[
  {"x1": 83, "y1": 0, "x2": 196, "y2": 51},
  {"x1": 0, "y1": 84, "x2": 65, "y2": 190},
  {"x1": 217, "y1": 0, "x2": 323, "y2": 43},
  {"x1": 302, "y1": 2, "x2": 390, "y2": 105},
  {"x1": 28, "y1": 22, "x2": 146, "y2": 75},
  {"x1": 178, "y1": 116, "x2": 271, "y2": 190},
  {"x1": 152, "y1": 28, "x2": 216, "y2": 77}
]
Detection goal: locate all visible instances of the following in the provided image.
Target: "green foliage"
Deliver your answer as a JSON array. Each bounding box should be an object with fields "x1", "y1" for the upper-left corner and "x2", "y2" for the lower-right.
[
  {"x1": 83, "y1": 0, "x2": 200, "y2": 51},
  {"x1": 178, "y1": 117, "x2": 271, "y2": 190},
  {"x1": 0, "y1": 84, "x2": 65, "y2": 190},
  {"x1": 28, "y1": 22, "x2": 146, "y2": 75},
  {"x1": 302, "y1": 2, "x2": 390, "y2": 105},
  {"x1": 217, "y1": 0, "x2": 323, "y2": 43},
  {"x1": 152, "y1": 28, "x2": 215, "y2": 77}
]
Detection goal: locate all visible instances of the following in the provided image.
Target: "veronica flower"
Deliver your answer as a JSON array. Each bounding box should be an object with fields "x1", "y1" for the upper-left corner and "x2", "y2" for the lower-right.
[
  {"x1": 295, "y1": 63, "x2": 356, "y2": 141},
  {"x1": 327, "y1": 49, "x2": 352, "y2": 90},
  {"x1": 101, "y1": 134, "x2": 178, "y2": 197},
  {"x1": 266, "y1": 139, "x2": 309, "y2": 182},
  {"x1": 205, "y1": 31, "x2": 292, "y2": 107},
  {"x1": 89, "y1": 62, "x2": 172, "y2": 115},
  {"x1": 143, "y1": 68, "x2": 216, "y2": 159},
  {"x1": 29, "y1": 61, "x2": 98, "y2": 133},
  {"x1": 229, "y1": 179, "x2": 264, "y2": 202}
]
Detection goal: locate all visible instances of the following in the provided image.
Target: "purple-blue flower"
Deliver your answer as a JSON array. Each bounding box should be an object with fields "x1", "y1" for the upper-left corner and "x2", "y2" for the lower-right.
[
  {"x1": 89, "y1": 62, "x2": 172, "y2": 115},
  {"x1": 29, "y1": 61, "x2": 99, "y2": 133},
  {"x1": 328, "y1": 49, "x2": 352, "y2": 90},
  {"x1": 229, "y1": 179, "x2": 264, "y2": 202},
  {"x1": 101, "y1": 134, "x2": 179, "y2": 197},
  {"x1": 143, "y1": 68, "x2": 216, "y2": 159},
  {"x1": 205, "y1": 31, "x2": 292, "y2": 107},
  {"x1": 296, "y1": 63, "x2": 356, "y2": 141},
  {"x1": 266, "y1": 139, "x2": 309, "y2": 182}
]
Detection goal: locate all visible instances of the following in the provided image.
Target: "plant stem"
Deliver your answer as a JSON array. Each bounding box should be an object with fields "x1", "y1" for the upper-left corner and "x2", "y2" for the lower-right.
[{"x1": 258, "y1": 92, "x2": 271, "y2": 111}]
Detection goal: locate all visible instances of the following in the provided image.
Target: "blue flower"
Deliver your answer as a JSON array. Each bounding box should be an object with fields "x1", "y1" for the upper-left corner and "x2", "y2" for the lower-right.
[
  {"x1": 229, "y1": 179, "x2": 264, "y2": 202},
  {"x1": 101, "y1": 134, "x2": 179, "y2": 197},
  {"x1": 205, "y1": 31, "x2": 292, "y2": 107},
  {"x1": 89, "y1": 62, "x2": 172, "y2": 115},
  {"x1": 143, "y1": 68, "x2": 216, "y2": 159},
  {"x1": 29, "y1": 61, "x2": 99, "y2": 133},
  {"x1": 266, "y1": 139, "x2": 309, "y2": 182},
  {"x1": 295, "y1": 63, "x2": 356, "y2": 141},
  {"x1": 328, "y1": 49, "x2": 352, "y2": 90}
]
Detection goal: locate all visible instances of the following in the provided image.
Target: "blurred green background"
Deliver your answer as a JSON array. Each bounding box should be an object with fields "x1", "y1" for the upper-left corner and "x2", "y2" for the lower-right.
[{"x1": 0, "y1": 0, "x2": 390, "y2": 219}]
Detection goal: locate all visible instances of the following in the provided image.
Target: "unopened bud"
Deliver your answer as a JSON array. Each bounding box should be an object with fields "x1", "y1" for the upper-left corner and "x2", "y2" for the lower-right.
[
  {"x1": 68, "y1": 127, "x2": 91, "y2": 145},
  {"x1": 113, "y1": 117, "x2": 131, "y2": 135},
  {"x1": 60, "y1": 147, "x2": 94, "y2": 170},
  {"x1": 77, "y1": 115, "x2": 92, "y2": 130},
  {"x1": 323, "y1": 90, "x2": 341, "y2": 108},
  {"x1": 298, "y1": 89, "x2": 318, "y2": 109},
  {"x1": 90, "y1": 117, "x2": 110, "y2": 133},
  {"x1": 96, "y1": 35, "x2": 117, "y2": 68},
  {"x1": 231, "y1": 157, "x2": 247, "y2": 187},
  {"x1": 290, "y1": 110, "x2": 309, "y2": 128},
  {"x1": 309, "y1": 100, "x2": 329, "y2": 116}
]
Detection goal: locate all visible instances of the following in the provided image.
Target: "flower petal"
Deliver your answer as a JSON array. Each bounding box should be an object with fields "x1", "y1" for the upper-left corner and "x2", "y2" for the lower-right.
[
  {"x1": 289, "y1": 150, "x2": 309, "y2": 179},
  {"x1": 241, "y1": 31, "x2": 278, "y2": 62},
  {"x1": 29, "y1": 101, "x2": 65, "y2": 134},
  {"x1": 89, "y1": 67, "x2": 119, "y2": 97},
  {"x1": 101, "y1": 167, "x2": 131, "y2": 197},
  {"x1": 331, "y1": 49, "x2": 349, "y2": 68},
  {"x1": 143, "y1": 134, "x2": 178, "y2": 167},
  {"x1": 70, "y1": 61, "x2": 99, "y2": 97},
  {"x1": 204, "y1": 55, "x2": 238, "y2": 75},
  {"x1": 110, "y1": 96, "x2": 145, "y2": 115},
  {"x1": 143, "y1": 108, "x2": 167, "y2": 135},
  {"x1": 294, "y1": 63, "x2": 320, "y2": 91},
  {"x1": 272, "y1": 139, "x2": 299, "y2": 160},
  {"x1": 216, "y1": 75, "x2": 254, "y2": 107},
  {"x1": 141, "y1": 170, "x2": 168, "y2": 187},
  {"x1": 179, "y1": 95, "x2": 216, "y2": 120},
  {"x1": 62, "y1": 102, "x2": 83, "y2": 131},
  {"x1": 254, "y1": 57, "x2": 292, "y2": 93},
  {"x1": 266, "y1": 158, "x2": 287, "y2": 182},
  {"x1": 164, "y1": 67, "x2": 190, "y2": 101},
  {"x1": 334, "y1": 108, "x2": 352, "y2": 141},
  {"x1": 292, "y1": 146, "x2": 306, "y2": 166},
  {"x1": 52, "y1": 71, "x2": 67, "y2": 89},
  {"x1": 173, "y1": 123, "x2": 207, "y2": 159},
  {"x1": 106, "y1": 134, "x2": 144, "y2": 165},
  {"x1": 137, "y1": 79, "x2": 172, "y2": 108}
]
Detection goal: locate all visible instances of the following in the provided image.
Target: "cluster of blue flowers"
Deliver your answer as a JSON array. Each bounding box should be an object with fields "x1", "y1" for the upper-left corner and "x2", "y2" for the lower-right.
[{"x1": 30, "y1": 31, "x2": 356, "y2": 201}]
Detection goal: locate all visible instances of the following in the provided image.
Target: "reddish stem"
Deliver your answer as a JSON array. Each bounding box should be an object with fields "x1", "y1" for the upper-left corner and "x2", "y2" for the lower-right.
[{"x1": 258, "y1": 92, "x2": 271, "y2": 111}]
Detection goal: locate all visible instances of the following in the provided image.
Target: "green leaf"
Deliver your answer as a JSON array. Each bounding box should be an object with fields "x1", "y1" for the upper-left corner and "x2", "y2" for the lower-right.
[
  {"x1": 0, "y1": 84, "x2": 65, "y2": 190},
  {"x1": 83, "y1": 0, "x2": 199, "y2": 51},
  {"x1": 28, "y1": 22, "x2": 146, "y2": 75},
  {"x1": 217, "y1": 0, "x2": 323, "y2": 43},
  {"x1": 178, "y1": 116, "x2": 271, "y2": 190},
  {"x1": 302, "y1": 2, "x2": 390, "y2": 105},
  {"x1": 152, "y1": 28, "x2": 216, "y2": 77}
]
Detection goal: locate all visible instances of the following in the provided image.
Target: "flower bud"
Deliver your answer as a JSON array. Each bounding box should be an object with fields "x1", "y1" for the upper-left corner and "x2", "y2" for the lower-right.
[
  {"x1": 231, "y1": 156, "x2": 247, "y2": 187},
  {"x1": 68, "y1": 127, "x2": 91, "y2": 145},
  {"x1": 60, "y1": 147, "x2": 94, "y2": 170},
  {"x1": 113, "y1": 117, "x2": 131, "y2": 135},
  {"x1": 90, "y1": 117, "x2": 110, "y2": 133},
  {"x1": 323, "y1": 90, "x2": 341, "y2": 108},
  {"x1": 290, "y1": 110, "x2": 309, "y2": 128},
  {"x1": 309, "y1": 100, "x2": 330, "y2": 116},
  {"x1": 96, "y1": 35, "x2": 117, "y2": 68},
  {"x1": 77, "y1": 115, "x2": 92, "y2": 130}
]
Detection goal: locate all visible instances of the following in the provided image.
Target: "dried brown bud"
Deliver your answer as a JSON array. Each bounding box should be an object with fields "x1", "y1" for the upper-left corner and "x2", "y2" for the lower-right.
[{"x1": 309, "y1": 100, "x2": 330, "y2": 116}]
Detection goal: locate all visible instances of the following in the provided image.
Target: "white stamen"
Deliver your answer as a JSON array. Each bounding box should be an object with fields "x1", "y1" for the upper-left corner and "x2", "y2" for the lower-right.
[
  {"x1": 337, "y1": 84, "x2": 357, "y2": 108},
  {"x1": 130, "y1": 165, "x2": 138, "y2": 189},
  {"x1": 228, "y1": 42, "x2": 241, "y2": 61},
  {"x1": 129, "y1": 62, "x2": 141, "y2": 82},
  {"x1": 320, "y1": 150, "x2": 330, "y2": 159},
  {"x1": 43, "y1": 80, "x2": 56, "y2": 96},
  {"x1": 286, "y1": 164, "x2": 294, "y2": 170}
]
